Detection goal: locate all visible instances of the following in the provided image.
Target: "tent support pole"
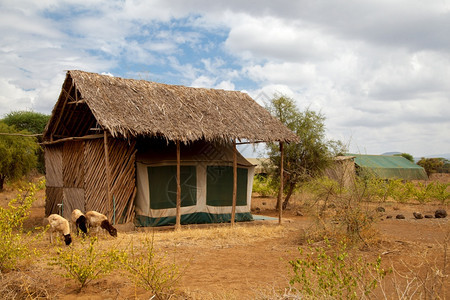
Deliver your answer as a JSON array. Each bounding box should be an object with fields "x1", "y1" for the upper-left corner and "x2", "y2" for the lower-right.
[
  {"x1": 175, "y1": 140, "x2": 181, "y2": 231},
  {"x1": 278, "y1": 142, "x2": 284, "y2": 225},
  {"x1": 104, "y1": 131, "x2": 112, "y2": 216},
  {"x1": 231, "y1": 140, "x2": 237, "y2": 226}
]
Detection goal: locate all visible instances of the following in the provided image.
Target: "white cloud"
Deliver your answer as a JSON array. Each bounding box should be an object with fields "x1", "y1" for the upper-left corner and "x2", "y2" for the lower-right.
[
  {"x1": 215, "y1": 80, "x2": 235, "y2": 91},
  {"x1": 0, "y1": 0, "x2": 449, "y2": 157}
]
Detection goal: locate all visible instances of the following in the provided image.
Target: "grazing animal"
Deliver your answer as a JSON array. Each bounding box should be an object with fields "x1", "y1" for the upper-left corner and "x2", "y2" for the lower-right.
[
  {"x1": 47, "y1": 214, "x2": 72, "y2": 245},
  {"x1": 85, "y1": 210, "x2": 117, "y2": 237},
  {"x1": 71, "y1": 209, "x2": 88, "y2": 235}
]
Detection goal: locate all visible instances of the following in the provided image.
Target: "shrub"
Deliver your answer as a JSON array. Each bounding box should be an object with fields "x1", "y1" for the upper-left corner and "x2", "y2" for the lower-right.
[
  {"x1": 390, "y1": 180, "x2": 413, "y2": 203},
  {"x1": 430, "y1": 182, "x2": 450, "y2": 204},
  {"x1": 302, "y1": 175, "x2": 379, "y2": 246},
  {"x1": 252, "y1": 175, "x2": 277, "y2": 197},
  {"x1": 49, "y1": 237, "x2": 122, "y2": 290},
  {"x1": 367, "y1": 178, "x2": 393, "y2": 203},
  {"x1": 305, "y1": 176, "x2": 340, "y2": 217},
  {"x1": 120, "y1": 235, "x2": 182, "y2": 300},
  {"x1": 411, "y1": 182, "x2": 434, "y2": 204},
  {"x1": 289, "y1": 239, "x2": 389, "y2": 299},
  {"x1": 0, "y1": 182, "x2": 38, "y2": 272}
]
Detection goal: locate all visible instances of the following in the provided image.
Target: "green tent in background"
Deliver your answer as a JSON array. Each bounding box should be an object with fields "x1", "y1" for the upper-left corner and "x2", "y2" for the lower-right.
[{"x1": 347, "y1": 154, "x2": 428, "y2": 180}]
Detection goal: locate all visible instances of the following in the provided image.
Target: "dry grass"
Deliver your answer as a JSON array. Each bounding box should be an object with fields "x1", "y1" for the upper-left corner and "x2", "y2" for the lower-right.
[
  {"x1": 90, "y1": 223, "x2": 290, "y2": 252},
  {"x1": 0, "y1": 269, "x2": 54, "y2": 299}
]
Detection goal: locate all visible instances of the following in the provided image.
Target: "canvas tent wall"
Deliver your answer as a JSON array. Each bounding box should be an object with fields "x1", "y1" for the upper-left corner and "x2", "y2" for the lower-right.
[
  {"x1": 348, "y1": 154, "x2": 428, "y2": 180},
  {"x1": 324, "y1": 156, "x2": 356, "y2": 187},
  {"x1": 135, "y1": 138, "x2": 255, "y2": 226},
  {"x1": 43, "y1": 70, "x2": 298, "y2": 226}
]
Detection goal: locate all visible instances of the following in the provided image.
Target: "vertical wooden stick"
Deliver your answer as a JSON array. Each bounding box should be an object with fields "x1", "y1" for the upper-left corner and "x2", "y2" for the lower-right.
[
  {"x1": 175, "y1": 140, "x2": 181, "y2": 231},
  {"x1": 278, "y1": 142, "x2": 284, "y2": 225},
  {"x1": 104, "y1": 131, "x2": 112, "y2": 216},
  {"x1": 231, "y1": 140, "x2": 237, "y2": 226}
]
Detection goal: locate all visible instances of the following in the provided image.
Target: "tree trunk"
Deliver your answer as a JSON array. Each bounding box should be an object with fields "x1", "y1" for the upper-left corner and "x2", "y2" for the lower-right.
[
  {"x1": 282, "y1": 182, "x2": 296, "y2": 210},
  {"x1": 0, "y1": 175, "x2": 5, "y2": 191}
]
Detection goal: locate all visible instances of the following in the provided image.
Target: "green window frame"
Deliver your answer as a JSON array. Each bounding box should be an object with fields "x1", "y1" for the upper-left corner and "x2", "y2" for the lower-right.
[
  {"x1": 148, "y1": 165, "x2": 197, "y2": 209},
  {"x1": 206, "y1": 166, "x2": 248, "y2": 206}
]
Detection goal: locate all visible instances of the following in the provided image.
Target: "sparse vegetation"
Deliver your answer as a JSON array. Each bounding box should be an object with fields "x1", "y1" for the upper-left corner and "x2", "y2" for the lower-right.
[
  {"x1": 119, "y1": 235, "x2": 182, "y2": 300},
  {"x1": 289, "y1": 239, "x2": 389, "y2": 299},
  {"x1": 49, "y1": 236, "x2": 122, "y2": 290},
  {"x1": 0, "y1": 171, "x2": 449, "y2": 299},
  {"x1": 0, "y1": 181, "x2": 40, "y2": 272}
]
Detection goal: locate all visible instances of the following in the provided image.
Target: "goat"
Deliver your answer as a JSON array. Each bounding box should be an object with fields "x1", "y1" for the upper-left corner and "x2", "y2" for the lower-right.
[
  {"x1": 71, "y1": 209, "x2": 88, "y2": 235},
  {"x1": 85, "y1": 210, "x2": 117, "y2": 237},
  {"x1": 47, "y1": 214, "x2": 72, "y2": 245}
]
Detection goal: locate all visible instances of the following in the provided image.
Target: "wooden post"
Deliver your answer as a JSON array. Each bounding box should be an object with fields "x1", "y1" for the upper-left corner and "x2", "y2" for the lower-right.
[
  {"x1": 175, "y1": 140, "x2": 181, "y2": 231},
  {"x1": 278, "y1": 142, "x2": 284, "y2": 225},
  {"x1": 231, "y1": 141, "x2": 237, "y2": 226},
  {"x1": 104, "y1": 131, "x2": 112, "y2": 216}
]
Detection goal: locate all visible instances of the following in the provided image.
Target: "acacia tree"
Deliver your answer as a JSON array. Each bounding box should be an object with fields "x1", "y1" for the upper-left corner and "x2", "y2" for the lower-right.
[
  {"x1": 266, "y1": 95, "x2": 345, "y2": 210},
  {"x1": 417, "y1": 157, "x2": 445, "y2": 177},
  {"x1": 2, "y1": 111, "x2": 49, "y2": 173},
  {"x1": 0, "y1": 122, "x2": 39, "y2": 190},
  {"x1": 394, "y1": 153, "x2": 414, "y2": 163}
]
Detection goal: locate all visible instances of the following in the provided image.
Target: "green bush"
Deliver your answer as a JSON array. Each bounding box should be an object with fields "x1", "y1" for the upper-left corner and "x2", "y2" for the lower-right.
[
  {"x1": 429, "y1": 182, "x2": 450, "y2": 204},
  {"x1": 252, "y1": 175, "x2": 277, "y2": 197},
  {"x1": 367, "y1": 178, "x2": 393, "y2": 203},
  {"x1": 0, "y1": 182, "x2": 38, "y2": 272},
  {"x1": 49, "y1": 237, "x2": 122, "y2": 290},
  {"x1": 289, "y1": 239, "x2": 389, "y2": 299},
  {"x1": 411, "y1": 182, "x2": 434, "y2": 204},
  {"x1": 390, "y1": 180, "x2": 413, "y2": 203},
  {"x1": 119, "y1": 236, "x2": 181, "y2": 300}
]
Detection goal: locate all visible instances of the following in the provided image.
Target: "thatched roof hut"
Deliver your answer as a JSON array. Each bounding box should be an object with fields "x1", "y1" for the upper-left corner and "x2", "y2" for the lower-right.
[
  {"x1": 43, "y1": 70, "x2": 298, "y2": 226},
  {"x1": 44, "y1": 70, "x2": 298, "y2": 143}
]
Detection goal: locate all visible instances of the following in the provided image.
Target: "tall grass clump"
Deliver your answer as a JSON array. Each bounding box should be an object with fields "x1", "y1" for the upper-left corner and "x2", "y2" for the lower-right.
[{"x1": 0, "y1": 182, "x2": 39, "y2": 272}]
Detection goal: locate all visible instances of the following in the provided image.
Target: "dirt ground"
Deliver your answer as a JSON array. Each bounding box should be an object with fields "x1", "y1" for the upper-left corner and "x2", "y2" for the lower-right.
[{"x1": 1, "y1": 174, "x2": 449, "y2": 299}]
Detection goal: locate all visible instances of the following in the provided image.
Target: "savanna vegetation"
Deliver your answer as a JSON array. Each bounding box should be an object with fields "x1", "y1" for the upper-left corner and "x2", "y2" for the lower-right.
[{"x1": 0, "y1": 107, "x2": 448, "y2": 299}]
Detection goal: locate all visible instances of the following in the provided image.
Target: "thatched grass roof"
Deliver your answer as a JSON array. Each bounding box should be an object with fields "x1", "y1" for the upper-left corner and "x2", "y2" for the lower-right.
[{"x1": 44, "y1": 70, "x2": 298, "y2": 143}]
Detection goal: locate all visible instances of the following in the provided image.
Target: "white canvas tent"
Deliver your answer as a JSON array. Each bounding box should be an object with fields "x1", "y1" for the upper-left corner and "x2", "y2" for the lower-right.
[{"x1": 135, "y1": 139, "x2": 255, "y2": 226}]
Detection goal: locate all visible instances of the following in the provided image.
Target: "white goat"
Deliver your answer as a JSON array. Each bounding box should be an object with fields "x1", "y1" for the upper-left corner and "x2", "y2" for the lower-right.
[
  {"x1": 85, "y1": 210, "x2": 117, "y2": 237},
  {"x1": 47, "y1": 214, "x2": 72, "y2": 245},
  {"x1": 71, "y1": 209, "x2": 88, "y2": 235}
]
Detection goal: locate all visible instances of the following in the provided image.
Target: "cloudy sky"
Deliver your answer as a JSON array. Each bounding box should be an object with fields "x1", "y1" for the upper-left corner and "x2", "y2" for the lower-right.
[{"x1": 1, "y1": 0, "x2": 449, "y2": 157}]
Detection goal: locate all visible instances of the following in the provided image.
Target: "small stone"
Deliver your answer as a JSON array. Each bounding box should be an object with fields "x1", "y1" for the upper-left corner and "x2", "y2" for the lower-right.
[
  {"x1": 376, "y1": 207, "x2": 385, "y2": 213},
  {"x1": 396, "y1": 214, "x2": 405, "y2": 219},
  {"x1": 393, "y1": 207, "x2": 400, "y2": 211},
  {"x1": 262, "y1": 202, "x2": 267, "y2": 206},
  {"x1": 413, "y1": 212, "x2": 423, "y2": 219},
  {"x1": 386, "y1": 215, "x2": 393, "y2": 219},
  {"x1": 424, "y1": 214, "x2": 434, "y2": 219},
  {"x1": 435, "y1": 210, "x2": 447, "y2": 218}
]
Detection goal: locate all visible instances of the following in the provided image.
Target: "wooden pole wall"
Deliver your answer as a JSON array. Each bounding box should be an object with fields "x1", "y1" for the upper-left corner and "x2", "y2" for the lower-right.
[
  {"x1": 104, "y1": 131, "x2": 112, "y2": 214},
  {"x1": 175, "y1": 140, "x2": 181, "y2": 230},
  {"x1": 231, "y1": 140, "x2": 237, "y2": 226},
  {"x1": 278, "y1": 142, "x2": 284, "y2": 225}
]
